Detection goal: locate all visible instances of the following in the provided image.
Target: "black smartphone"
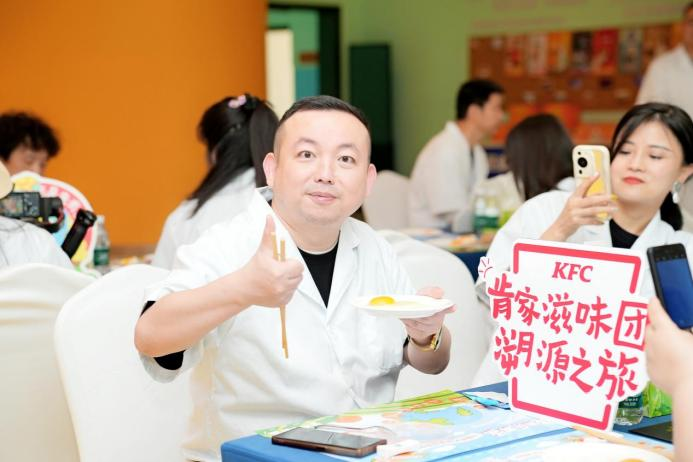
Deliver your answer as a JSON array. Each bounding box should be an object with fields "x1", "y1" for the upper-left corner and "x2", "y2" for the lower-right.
[
  {"x1": 647, "y1": 243, "x2": 693, "y2": 329},
  {"x1": 271, "y1": 427, "x2": 386, "y2": 457}
]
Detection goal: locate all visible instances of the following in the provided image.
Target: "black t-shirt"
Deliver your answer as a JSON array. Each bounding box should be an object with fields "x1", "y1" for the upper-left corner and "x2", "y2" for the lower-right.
[
  {"x1": 298, "y1": 243, "x2": 338, "y2": 308},
  {"x1": 144, "y1": 242, "x2": 339, "y2": 370},
  {"x1": 609, "y1": 219, "x2": 639, "y2": 249}
]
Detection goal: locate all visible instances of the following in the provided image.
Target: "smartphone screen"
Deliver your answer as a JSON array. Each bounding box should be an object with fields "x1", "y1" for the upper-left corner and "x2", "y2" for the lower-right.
[
  {"x1": 649, "y1": 244, "x2": 693, "y2": 329},
  {"x1": 271, "y1": 428, "x2": 386, "y2": 456}
]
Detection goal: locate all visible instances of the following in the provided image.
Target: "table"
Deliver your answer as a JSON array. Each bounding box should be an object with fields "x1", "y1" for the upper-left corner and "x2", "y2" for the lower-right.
[
  {"x1": 403, "y1": 230, "x2": 487, "y2": 281},
  {"x1": 220, "y1": 382, "x2": 670, "y2": 461}
]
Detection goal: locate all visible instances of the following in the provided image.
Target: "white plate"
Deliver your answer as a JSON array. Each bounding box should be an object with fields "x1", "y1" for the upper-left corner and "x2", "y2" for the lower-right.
[
  {"x1": 542, "y1": 441, "x2": 669, "y2": 462},
  {"x1": 352, "y1": 295, "x2": 453, "y2": 319}
]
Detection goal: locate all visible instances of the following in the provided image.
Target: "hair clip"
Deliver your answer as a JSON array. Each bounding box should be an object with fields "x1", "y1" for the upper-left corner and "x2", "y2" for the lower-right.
[{"x1": 228, "y1": 94, "x2": 247, "y2": 109}]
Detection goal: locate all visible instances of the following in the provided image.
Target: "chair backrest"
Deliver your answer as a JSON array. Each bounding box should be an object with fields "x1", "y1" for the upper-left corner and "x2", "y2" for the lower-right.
[
  {"x1": 380, "y1": 232, "x2": 494, "y2": 399},
  {"x1": 55, "y1": 264, "x2": 192, "y2": 462},
  {"x1": 363, "y1": 170, "x2": 410, "y2": 229},
  {"x1": 0, "y1": 263, "x2": 93, "y2": 462}
]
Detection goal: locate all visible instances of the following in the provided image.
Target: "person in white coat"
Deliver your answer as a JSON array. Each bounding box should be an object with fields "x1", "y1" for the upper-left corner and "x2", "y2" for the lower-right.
[
  {"x1": 0, "y1": 161, "x2": 71, "y2": 269},
  {"x1": 409, "y1": 79, "x2": 505, "y2": 232},
  {"x1": 135, "y1": 96, "x2": 455, "y2": 462},
  {"x1": 152, "y1": 94, "x2": 279, "y2": 268},
  {"x1": 636, "y1": 2, "x2": 693, "y2": 119},
  {"x1": 474, "y1": 102, "x2": 693, "y2": 385}
]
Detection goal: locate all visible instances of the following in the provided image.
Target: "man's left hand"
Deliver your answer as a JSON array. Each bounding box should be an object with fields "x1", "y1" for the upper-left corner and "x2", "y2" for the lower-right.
[{"x1": 401, "y1": 286, "x2": 455, "y2": 345}]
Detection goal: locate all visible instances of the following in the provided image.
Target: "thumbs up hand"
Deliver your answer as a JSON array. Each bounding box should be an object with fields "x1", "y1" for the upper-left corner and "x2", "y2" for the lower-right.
[{"x1": 237, "y1": 215, "x2": 304, "y2": 308}]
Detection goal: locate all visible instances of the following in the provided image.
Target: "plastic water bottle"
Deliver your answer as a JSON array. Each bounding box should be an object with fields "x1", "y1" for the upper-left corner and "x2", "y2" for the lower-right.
[
  {"x1": 615, "y1": 393, "x2": 643, "y2": 425},
  {"x1": 93, "y1": 215, "x2": 111, "y2": 274},
  {"x1": 473, "y1": 189, "x2": 499, "y2": 236}
]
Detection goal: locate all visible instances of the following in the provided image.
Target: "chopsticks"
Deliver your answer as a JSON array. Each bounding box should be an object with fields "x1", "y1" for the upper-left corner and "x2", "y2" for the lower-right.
[
  {"x1": 572, "y1": 425, "x2": 674, "y2": 461},
  {"x1": 272, "y1": 233, "x2": 289, "y2": 359}
]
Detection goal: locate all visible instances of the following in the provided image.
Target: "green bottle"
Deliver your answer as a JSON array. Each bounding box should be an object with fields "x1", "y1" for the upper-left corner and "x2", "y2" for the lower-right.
[{"x1": 615, "y1": 393, "x2": 643, "y2": 425}]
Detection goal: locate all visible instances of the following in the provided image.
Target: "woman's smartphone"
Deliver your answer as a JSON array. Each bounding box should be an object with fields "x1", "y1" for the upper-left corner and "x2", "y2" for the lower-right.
[
  {"x1": 573, "y1": 145, "x2": 612, "y2": 220},
  {"x1": 271, "y1": 427, "x2": 386, "y2": 457},
  {"x1": 647, "y1": 243, "x2": 693, "y2": 329}
]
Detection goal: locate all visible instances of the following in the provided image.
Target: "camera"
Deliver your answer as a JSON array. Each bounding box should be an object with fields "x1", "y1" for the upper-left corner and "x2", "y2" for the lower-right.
[
  {"x1": 577, "y1": 156, "x2": 588, "y2": 168},
  {"x1": 0, "y1": 191, "x2": 64, "y2": 233}
]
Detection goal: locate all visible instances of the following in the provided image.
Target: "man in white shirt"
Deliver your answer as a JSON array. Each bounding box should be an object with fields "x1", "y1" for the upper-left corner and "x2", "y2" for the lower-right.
[
  {"x1": 636, "y1": 2, "x2": 693, "y2": 118},
  {"x1": 409, "y1": 80, "x2": 505, "y2": 232},
  {"x1": 135, "y1": 96, "x2": 454, "y2": 462}
]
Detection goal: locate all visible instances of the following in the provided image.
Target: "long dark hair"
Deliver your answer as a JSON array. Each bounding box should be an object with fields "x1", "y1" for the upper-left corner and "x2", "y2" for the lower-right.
[
  {"x1": 610, "y1": 103, "x2": 693, "y2": 230},
  {"x1": 505, "y1": 114, "x2": 574, "y2": 200},
  {"x1": 189, "y1": 94, "x2": 279, "y2": 215}
]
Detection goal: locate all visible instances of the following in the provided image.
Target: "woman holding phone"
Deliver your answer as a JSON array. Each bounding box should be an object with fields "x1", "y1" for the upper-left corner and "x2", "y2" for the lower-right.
[{"x1": 474, "y1": 102, "x2": 693, "y2": 384}]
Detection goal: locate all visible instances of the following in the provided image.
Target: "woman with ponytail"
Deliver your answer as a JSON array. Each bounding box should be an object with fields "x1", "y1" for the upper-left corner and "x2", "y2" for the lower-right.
[{"x1": 152, "y1": 94, "x2": 279, "y2": 268}]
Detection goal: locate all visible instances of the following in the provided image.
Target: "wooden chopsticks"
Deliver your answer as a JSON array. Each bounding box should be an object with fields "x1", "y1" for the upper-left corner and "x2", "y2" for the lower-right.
[{"x1": 272, "y1": 233, "x2": 289, "y2": 359}]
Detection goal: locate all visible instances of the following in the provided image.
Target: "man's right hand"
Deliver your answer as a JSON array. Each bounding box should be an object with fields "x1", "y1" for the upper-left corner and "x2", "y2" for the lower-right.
[{"x1": 235, "y1": 215, "x2": 304, "y2": 308}]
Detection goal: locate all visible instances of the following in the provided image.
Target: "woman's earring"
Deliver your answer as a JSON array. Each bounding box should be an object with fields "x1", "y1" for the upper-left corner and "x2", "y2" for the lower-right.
[{"x1": 672, "y1": 180, "x2": 683, "y2": 204}]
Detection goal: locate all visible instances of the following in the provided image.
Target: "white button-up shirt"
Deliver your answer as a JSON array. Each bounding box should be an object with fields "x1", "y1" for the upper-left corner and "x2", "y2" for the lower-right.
[
  {"x1": 409, "y1": 121, "x2": 489, "y2": 231},
  {"x1": 142, "y1": 189, "x2": 413, "y2": 462}
]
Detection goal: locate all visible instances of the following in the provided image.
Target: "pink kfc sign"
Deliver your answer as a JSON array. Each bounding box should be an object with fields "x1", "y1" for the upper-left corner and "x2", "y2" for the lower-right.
[{"x1": 479, "y1": 240, "x2": 649, "y2": 430}]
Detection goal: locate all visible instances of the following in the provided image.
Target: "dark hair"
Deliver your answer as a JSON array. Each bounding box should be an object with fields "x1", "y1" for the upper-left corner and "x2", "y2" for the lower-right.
[
  {"x1": 456, "y1": 79, "x2": 505, "y2": 120},
  {"x1": 611, "y1": 103, "x2": 693, "y2": 230},
  {"x1": 277, "y1": 95, "x2": 370, "y2": 134},
  {"x1": 684, "y1": 1, "x2": 693, "y2": 15},
  {"x1": 189, "y1": 94, "x2": 279, "y2": 215},
  {"x1": 0, "y1": 112, "x2": 60, "y2": 161},
  {"x1": 505, "y1": 114, "x2": 574, "y2": 200}
]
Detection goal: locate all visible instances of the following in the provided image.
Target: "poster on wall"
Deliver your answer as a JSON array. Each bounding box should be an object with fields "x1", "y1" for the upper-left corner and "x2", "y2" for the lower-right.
[
  {"x1": 571, "y1": 31, "x2": 593, "y2": 73},
  {"x1": 591, "y1": 29, "x2": 618, "y2": 76},
  {"x1": 618, "y1": 28, "x2": 643, "y2": 75},
  {"x1": 548, "y1": 31, "x2": 572, "y2": 73},
  {"x1": 642, "y1": 25, "x2": 671, "y2": 70},
  {"x1": 526, "y1": 33, "x2": 548, "y2": 77},
  {"x1": 504, "y1": 35, "x2": 526, "y2": 77}
]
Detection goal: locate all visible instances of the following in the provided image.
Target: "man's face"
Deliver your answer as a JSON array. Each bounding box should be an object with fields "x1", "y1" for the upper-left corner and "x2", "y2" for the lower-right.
[
  {"x1": 264, "y1": 110, "x2": 376, "y2": 228},
  {"x1": 3, "y1": 145, "x2": 49, "y2": 175},
  {"x1": 476, "y1": 93, "x2": 505, "y2": 136},
  {"x1": 683, "y1": 7, "x2": 693, "y2": 50}
]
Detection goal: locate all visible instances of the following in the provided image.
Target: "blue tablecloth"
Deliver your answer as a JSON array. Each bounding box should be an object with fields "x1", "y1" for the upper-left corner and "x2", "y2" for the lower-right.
[
  {"x1": 220, "y1": 382, "x2": 670, "y2": 461},
  {"x1": 453, "y1": 249, "x2": 486, "y2": 281}
]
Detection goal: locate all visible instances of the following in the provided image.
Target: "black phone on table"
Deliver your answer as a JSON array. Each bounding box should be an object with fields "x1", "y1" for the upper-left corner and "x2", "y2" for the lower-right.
[
  {"x1": 647, "y1": 243, "x2": 693, "y2": 329},
  {"x1": 271, "y1": 427, "x2": 386, "y2": 457}
]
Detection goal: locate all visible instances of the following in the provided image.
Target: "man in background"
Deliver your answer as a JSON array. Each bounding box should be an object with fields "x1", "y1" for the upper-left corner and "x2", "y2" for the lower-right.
[
  {"x1": 409, "y1": 79, "x2": 505, "y2": 232},
  {"x1": 636, "y1": 2, "x2": 693, "y2": 119}
]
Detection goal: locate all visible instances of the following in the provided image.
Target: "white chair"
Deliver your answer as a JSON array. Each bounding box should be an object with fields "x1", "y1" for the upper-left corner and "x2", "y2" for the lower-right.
[
  {"x1": 55, "y1": 264, "x2": 192, "y2": 462},
  {"x1": 0, "y1": 264, "x2": 93, "y2": 462},
  {"x1": 380, "y1": 232, "x2": 495, "y2": 399},
  {"x1": 363, "y1": 170, "x2": 410, "y2": 229}
]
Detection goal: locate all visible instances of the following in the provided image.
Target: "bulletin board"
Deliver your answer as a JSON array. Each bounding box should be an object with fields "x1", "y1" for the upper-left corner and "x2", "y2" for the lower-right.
[{"x1": 471, "y1": 22, "x2": 682, "y2": 144}]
